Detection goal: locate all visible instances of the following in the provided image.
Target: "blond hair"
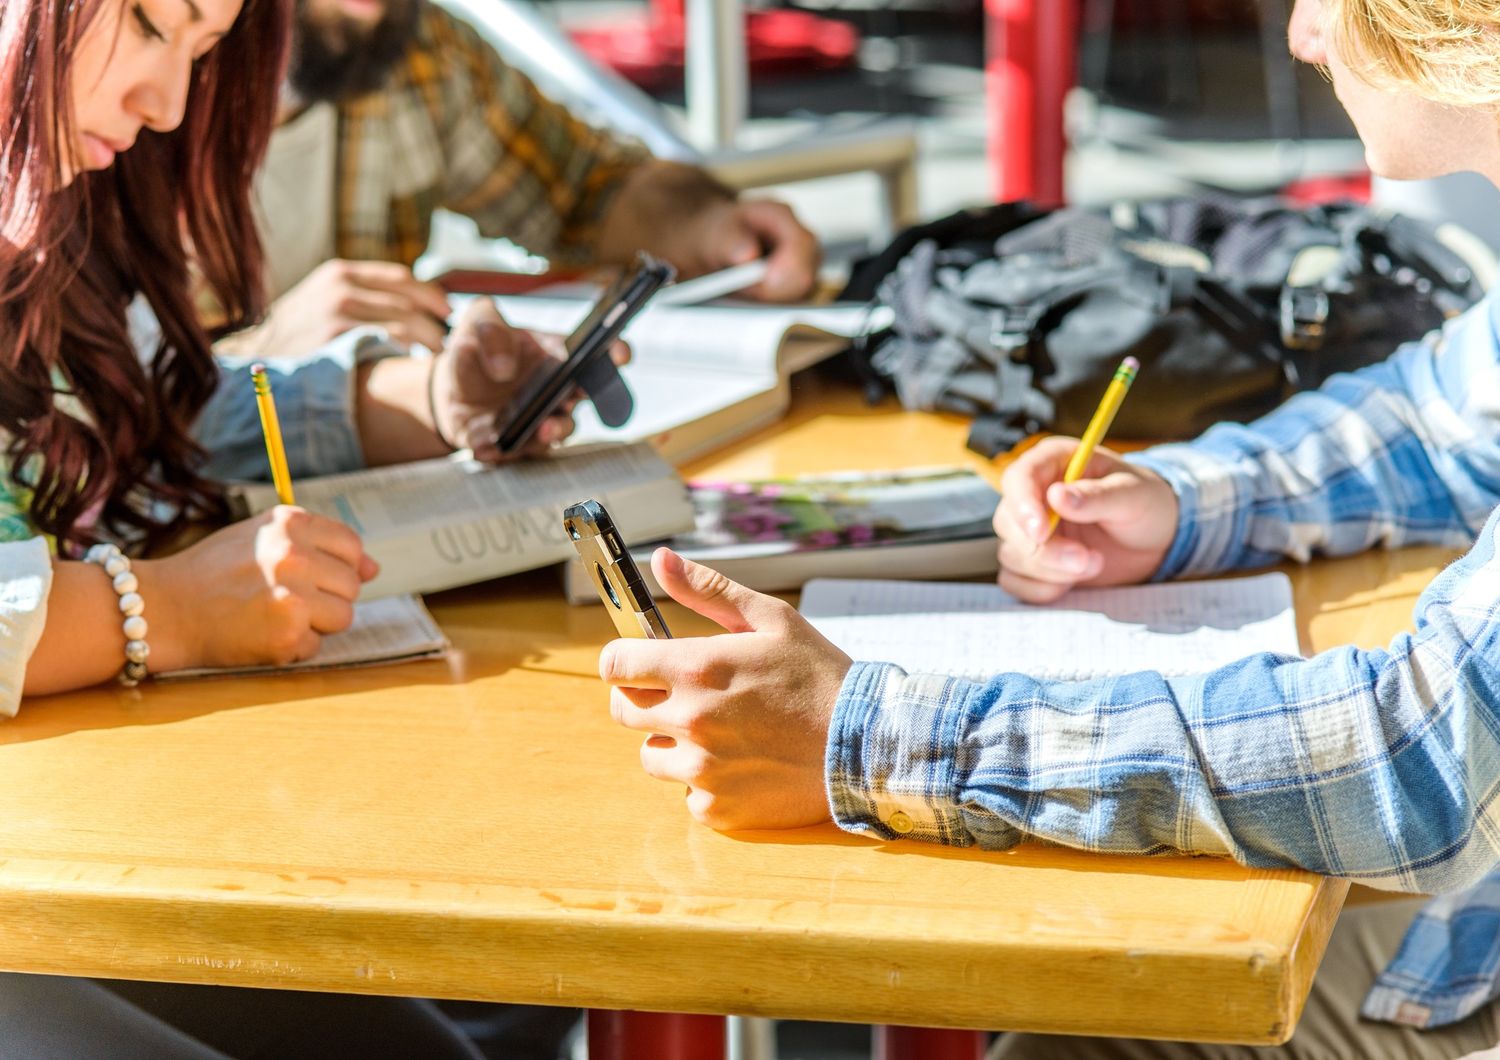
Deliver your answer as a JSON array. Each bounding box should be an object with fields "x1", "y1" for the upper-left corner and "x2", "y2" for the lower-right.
[{"x1": 1330, "y1": 0, "x2": 1500, "y2": 105}]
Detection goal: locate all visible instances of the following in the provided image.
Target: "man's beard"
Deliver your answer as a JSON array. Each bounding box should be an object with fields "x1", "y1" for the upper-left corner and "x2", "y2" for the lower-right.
[{"x1": 288, "y1": 0, "x2": 422, "y2": 105}]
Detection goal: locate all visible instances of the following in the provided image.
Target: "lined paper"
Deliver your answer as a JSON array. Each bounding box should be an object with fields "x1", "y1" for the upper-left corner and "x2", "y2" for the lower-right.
[{"x1": 799, "y1": 573, "x2": 1299, "y2": 680}]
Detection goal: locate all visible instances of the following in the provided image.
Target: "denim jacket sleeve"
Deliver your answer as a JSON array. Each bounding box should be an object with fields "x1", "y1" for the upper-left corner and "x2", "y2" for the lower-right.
[{"x1": 197, "y1": 329, "x2": 404, "y2": 482}]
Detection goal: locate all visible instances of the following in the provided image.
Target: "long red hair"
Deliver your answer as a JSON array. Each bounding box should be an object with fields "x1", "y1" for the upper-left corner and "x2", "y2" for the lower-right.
[{"x1": 0, "y1": 0, "x2": 290, "y2": 552}]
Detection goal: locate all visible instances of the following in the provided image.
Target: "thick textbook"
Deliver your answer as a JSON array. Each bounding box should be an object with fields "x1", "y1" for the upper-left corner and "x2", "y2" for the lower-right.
[
  {"x1": 799, "y1": 572, "x2": 1300, "y2": 681},
  {"x1": 565, "y1": 468, "x2": 1001, "y2": 604},
  {"x1": 235, "y1": 443, "x2": 694, "y2": 599},
  {"x1": 489, "y1": 295, "x2": 891, "y2": 463}
]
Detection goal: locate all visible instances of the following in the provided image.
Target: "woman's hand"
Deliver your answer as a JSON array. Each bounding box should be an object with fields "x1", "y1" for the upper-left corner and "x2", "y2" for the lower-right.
[
  {"x1": 600, "y1": 548, "x2": 851, "y2": 831},
  {"x1": 140, "y1": 506, "x2": 378, "y2": 671},
  {"x1": 428, "y1": 298, "x2": 608, "y2": 462},
  {"x1": 993, "y1": 437, "x2": 1179, "y2": 603}
]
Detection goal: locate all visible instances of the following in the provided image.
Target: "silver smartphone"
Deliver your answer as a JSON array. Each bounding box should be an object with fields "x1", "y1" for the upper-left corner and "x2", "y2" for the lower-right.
[{"x1": 563, "y1": 499, "x2": 671, "y2": 640}]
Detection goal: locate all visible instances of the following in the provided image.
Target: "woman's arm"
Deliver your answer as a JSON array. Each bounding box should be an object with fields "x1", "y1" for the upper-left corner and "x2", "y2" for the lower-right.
[
  {"x1": 17, "y1": 508, "x2": 378, "y2": 702},
  {"x1": 203, "y1": 300, "x2": 585, "y2": 475}
]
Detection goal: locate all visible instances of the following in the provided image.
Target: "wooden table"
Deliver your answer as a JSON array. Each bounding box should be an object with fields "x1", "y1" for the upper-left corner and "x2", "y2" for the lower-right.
[{"x1": 0, "y1": 375, "x2": 1452, "y2": 1051}]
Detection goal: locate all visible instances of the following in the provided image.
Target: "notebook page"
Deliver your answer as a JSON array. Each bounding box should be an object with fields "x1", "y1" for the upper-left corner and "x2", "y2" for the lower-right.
[
  {"x1": 800, "y1": 573, "x2": 1299, "y2": 681},
  {"x1": 159, "y1": 595, "x2": 449, "y2": 680}
]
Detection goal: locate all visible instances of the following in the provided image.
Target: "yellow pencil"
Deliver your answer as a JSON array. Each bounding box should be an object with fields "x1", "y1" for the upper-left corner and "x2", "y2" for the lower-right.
[
  {"x1": 1043, "y1": 355, "x2": 1140, "y2": 541},
  {"x1": 251, "y1": 364, "x2": 296, "y2": 506}
]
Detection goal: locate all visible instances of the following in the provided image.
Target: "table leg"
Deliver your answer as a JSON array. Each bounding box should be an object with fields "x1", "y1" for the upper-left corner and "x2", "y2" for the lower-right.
[
  {"x1": 587, "y1": 1010, "x2": 727, "y2": 1060},
  {"x1": 986, "y1": 0, "x2": 1078, "y2": 206},
  {"x1": 1033, "y1": 0, "x2": 1078, "y2": 207},
  {"x1": 874, "y1": 1025, "x2": 988, "y2": 1060}
]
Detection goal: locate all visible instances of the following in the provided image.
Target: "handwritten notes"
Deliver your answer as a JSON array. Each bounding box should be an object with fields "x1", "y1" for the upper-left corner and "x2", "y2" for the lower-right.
[{"x1": 799, "y1": 573, "x2": 1300, "y2": 680}]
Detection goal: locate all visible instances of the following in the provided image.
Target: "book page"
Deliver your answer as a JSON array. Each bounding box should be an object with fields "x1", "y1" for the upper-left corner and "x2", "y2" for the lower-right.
[
  {"x1": 800, "y1": 573, "x2": 1300, "y2": 680},
  {"x1": 484, "y1": 296, "x2": 890, "y2": 374},
  {"x1": 569, "y1": 363, "x2": 776, "y2": 447},
  {"x1": 237, "y1": 444, "x2": 675, "y2": 537},
  {"x1": 159, "y1": 595, "x2": 449, "y2": 680}
]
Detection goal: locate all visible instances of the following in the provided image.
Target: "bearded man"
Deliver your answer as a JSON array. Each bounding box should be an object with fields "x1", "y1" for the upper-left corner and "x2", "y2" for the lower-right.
[{"x1": 229, "y1": 0, "x2": 821, "y2": 358}]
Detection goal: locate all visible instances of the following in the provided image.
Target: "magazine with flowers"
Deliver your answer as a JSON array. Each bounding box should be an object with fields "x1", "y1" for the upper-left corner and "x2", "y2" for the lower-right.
[{"x1": 563, "y1": 467, "x2": 1001, "y2": 603}]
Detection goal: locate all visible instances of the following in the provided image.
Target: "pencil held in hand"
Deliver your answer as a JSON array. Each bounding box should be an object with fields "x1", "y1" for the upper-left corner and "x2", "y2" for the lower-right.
[
  {"x1": 1043, "y1": 356, "x2": 1140, "y2": 541},
  {"x1": 251, "y1": 364, "x2": 296, "y2": 506}
]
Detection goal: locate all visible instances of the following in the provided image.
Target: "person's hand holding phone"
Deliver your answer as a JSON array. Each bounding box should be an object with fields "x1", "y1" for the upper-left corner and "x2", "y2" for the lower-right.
[
  {"x1": 430, "y1": 299, "x2": 629, "y2": 462},
  {"x1": 600, "y1": 547, "x2": 851, "y2": 831}
]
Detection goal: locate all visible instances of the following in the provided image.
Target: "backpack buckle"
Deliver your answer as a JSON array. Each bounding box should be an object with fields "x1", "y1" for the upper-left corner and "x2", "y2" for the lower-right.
[
  {"x1": 1279, "y1": 286, "x2": 1329, "y2": 351},
  {"x1": 988, "y1": 305, "x2": 1044, "y2": 356}
]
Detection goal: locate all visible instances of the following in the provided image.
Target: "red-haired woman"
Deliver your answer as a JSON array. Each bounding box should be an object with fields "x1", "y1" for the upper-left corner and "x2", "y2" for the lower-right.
[
  {"x1": 0, "y1": 0, "x2": 573, "y2": 1051},
  {"x1": 0, "y1": 0, "x2": 578, "y2": 698}
]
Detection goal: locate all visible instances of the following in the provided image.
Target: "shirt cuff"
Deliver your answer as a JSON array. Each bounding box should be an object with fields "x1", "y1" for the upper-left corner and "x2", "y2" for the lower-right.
[
  {"x1": 825, "y1": 661, "x2": 977, "y2": 845},
  {"x1": 0, "y1": 538, "x2": 53, "y2": 718},
  {"x1": 1128, "y1": 445, "x2": 1248, "y2": 580},
  {"x1": 202, "y1": 329, "x2": 399, "y2": 482}
]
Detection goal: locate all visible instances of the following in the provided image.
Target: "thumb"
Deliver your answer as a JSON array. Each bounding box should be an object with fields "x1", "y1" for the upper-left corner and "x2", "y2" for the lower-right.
[
  {"x1": 1046, "y1": 472, "x2": 1153, "y2": 526},
  {"x1": 652, "y1": 547, "x2": 783, "y2": 634},
  {"x1": 716, "y1": 210, "x2": 762, "y2": 267}
]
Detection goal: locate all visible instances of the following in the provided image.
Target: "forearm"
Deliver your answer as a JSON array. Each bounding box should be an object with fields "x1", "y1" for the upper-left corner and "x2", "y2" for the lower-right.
[
  {"x1": 829, "y1": 510, "x2": 1500, "y2": 893},
  {"x1": 22, "y1": 559, "x2": 194, "y2": 696},
  {"x1": 353, "y1": 356, "x2": 448, "y2": 467},
  {"x1": 594, "y1": 161, "x2": 738, "y2": 276}
]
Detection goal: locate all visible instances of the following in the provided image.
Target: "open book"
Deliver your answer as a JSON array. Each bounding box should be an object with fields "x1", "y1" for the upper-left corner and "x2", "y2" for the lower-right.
[
  {"x1": 488, "y1": 295, "x2": 891, "y2": 463},
  {"x1": 234, "y1": 443, "x2": 694, "y2": 599},
  {"x1": 564, "y1": 467, "x2": 1001, "y2": 603},
  {"x1": 800, "y1": 572, "x2": 1300, "y2": 681},
  {"x1": 158, "y1": 594, "x2": 449, "y2": 680}
]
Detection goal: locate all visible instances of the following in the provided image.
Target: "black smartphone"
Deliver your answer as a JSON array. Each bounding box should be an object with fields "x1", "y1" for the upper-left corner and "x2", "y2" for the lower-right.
[
  {"x1": 563, "y1": 499, "x2": 671, "y2": 640},
  {"x1": 494, "y1": 253, "x2": 675, "y2": 455}
]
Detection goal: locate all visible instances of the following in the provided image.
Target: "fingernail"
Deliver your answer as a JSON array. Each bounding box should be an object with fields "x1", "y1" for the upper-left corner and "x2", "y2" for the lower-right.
[
  {"x1": 1062, "y1": 547, "x2": 1089, "y2": 573},
  {"x1": 656, "y1": 547, "x2": 684, "y2": 579},
  {"x1": 1027, "y1": 515, "x2": 1044, "y2": 540},
  {"x1": 1062, "y1": 486, "x2": 1083, "y2": 508}
]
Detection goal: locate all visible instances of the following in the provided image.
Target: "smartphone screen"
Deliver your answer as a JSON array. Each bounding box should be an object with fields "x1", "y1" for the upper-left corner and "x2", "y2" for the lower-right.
[
  {"x1": 494, "y1": 254, "x2": 674, "y2": 455},
  {"x1": 563, "y1": 500, "x2": 672, "y2": 640}
]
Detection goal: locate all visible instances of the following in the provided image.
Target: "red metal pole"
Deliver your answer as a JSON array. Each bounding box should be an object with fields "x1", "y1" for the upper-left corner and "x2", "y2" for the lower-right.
[
  {"x1": 987, "y1": 0, "x2": 1037, "y2": 203},
  {"x1": 587, "y1": 1010, "x2": 726, "y2": 1060},
  {"x1": 874, "y1": 1025, "x2": 988, "y2": 1060},
  {"x1": 1033, "y1": 0, "x2": 1078, "y2": 207},
  {"x1": 987, "y1": 0, "x2": 1077, "y2": 206}
]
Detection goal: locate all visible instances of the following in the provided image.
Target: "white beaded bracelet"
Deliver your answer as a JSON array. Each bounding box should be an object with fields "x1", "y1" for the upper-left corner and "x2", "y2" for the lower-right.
[{"x1": 84, "y1": 543, "x2": 150, "y2": 687}]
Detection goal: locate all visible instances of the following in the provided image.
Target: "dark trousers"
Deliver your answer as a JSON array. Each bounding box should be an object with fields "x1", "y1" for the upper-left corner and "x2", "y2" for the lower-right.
[{"x1": 0, "y1": 973, "x2": 484, "y2": 1059}]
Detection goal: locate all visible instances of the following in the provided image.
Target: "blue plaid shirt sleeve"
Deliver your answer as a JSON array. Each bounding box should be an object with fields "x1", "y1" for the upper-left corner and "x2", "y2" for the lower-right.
[
  {"x1": 1130, "y1": 294, "x2": 1500, "y2": 580},
  {"x1": 825, "y1": 292, "x2": 1500, "y2": 1030}
]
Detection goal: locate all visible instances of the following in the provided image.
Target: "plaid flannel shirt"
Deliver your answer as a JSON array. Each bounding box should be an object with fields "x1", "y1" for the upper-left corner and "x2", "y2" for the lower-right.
[
  {"x1": 330, "y1": 2, "x2": 650, "y2": 269},
  {"x1": 827, "y1": 289, "x2": 1500, "y2": 1031}
]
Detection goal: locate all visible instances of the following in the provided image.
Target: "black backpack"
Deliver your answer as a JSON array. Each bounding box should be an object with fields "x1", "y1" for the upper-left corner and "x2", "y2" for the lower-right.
[{"x1": 840, "y1": 196, "x2": 1493, "y2": 456}]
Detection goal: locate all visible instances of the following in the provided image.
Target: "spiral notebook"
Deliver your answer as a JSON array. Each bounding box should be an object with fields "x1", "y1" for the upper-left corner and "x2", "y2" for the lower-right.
[{"x1": 799, "y1": 572, "x2": 1300, "y2": 681}]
